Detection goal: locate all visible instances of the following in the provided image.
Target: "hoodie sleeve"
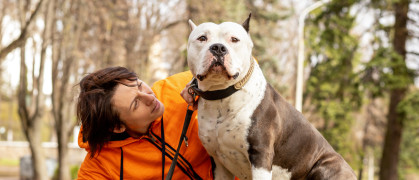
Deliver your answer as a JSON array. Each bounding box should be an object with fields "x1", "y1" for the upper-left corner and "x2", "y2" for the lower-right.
[
  {"x1": 152, "y1": 71, "x2": 193, "y2": 101},
  {"x1": 77, "y1": 155, "x2": 110, "y2": 179}
]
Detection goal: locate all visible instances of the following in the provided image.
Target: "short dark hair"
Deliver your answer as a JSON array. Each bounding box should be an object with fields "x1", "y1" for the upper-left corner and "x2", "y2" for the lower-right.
[{"x1": 76, "y1": 66, "x2": 137, "y2": 158}]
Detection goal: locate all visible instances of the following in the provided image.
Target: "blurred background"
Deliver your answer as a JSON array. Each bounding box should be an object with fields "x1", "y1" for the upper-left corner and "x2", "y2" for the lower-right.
[{"x1": 0, "y1": 0, "x2": 418, "y2": 179}]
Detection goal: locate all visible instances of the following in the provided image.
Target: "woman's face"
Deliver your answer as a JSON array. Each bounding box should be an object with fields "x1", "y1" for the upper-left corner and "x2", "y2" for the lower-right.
[{"x1": 112, "y1": 79, "x2": 164, "y2": 137}]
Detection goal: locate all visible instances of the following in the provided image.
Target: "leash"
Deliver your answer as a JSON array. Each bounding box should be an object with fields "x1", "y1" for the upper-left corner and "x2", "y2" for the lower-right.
[
  {"x1": 161, "y1": 117, "x2": 166, "y2": 180},
  {"x1": 165, "y1": 89, "x2": 197, "y2": 180}
]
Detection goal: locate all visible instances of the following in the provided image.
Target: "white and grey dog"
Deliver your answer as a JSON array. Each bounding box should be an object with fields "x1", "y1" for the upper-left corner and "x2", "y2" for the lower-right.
[{"x1": 186, "y1": 14, "x2": 357, "y2": 180}]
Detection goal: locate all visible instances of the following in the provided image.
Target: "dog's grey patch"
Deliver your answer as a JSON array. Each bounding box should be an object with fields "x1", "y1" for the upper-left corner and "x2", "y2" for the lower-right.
[{"x1": 217, "y1": 109, "x2": 222, "y2": 119}]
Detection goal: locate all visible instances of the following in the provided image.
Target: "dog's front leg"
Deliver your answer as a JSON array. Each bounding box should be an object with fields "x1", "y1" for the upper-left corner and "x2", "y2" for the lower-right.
[
  {"x1": 213, "y1": 158, "x2": 235, "y2": 180},
  {"x1": 248, "y1": 147, "x2": 274, "y2": 180},
  {"x1": 248, "y1": 133, "x2": 275, "y2": 180}
]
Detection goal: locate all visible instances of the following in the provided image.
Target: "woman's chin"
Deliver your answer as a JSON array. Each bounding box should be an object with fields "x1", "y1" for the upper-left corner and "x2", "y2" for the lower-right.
[{"x1": 154, "y1": 101, "x2": 165, "y2": 119}]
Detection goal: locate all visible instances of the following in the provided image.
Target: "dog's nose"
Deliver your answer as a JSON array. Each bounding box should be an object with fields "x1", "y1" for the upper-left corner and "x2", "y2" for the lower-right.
[{"x1": 209, "y1": 43, "x2": 228, "y2": 56}]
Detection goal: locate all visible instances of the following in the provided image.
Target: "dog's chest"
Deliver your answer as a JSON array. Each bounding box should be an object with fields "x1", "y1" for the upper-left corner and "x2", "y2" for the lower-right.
[
  {"x1": 197, "y1": 65, "x2": 267, "y2": 178},
  {"x1": 197, "y1": 97, "x2": 253, "y2": 156}
]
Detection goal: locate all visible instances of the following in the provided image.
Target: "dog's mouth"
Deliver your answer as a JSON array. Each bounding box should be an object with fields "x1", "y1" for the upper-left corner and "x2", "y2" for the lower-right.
[{"x1": 196, "y1": 57, "x2": 239, "y2": 81}]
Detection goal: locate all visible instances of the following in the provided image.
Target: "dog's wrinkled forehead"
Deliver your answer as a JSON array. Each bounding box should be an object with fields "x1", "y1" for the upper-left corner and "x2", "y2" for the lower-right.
[{"x1": 188, "y1": 22, "x2": 250, "y2": 43}]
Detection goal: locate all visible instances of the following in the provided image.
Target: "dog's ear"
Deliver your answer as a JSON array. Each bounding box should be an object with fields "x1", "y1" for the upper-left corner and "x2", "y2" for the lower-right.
[
  {"x1": 242, "y1": 13, "x2": 251, "y2": 33},
  {"x1": 188, "y1": 19, "x2": 197, "y2": 31}
]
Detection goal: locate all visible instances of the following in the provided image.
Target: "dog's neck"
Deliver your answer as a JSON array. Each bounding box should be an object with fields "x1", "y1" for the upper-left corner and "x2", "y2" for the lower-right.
[{"x1": 191, "y1": 57, "x2": 255, "y2": 100}]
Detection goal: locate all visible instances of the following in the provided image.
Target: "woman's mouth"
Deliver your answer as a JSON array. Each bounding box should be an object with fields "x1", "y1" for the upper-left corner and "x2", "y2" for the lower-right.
[{"x1": 152, "y1": 100, "x2": 160, "y2": 113}]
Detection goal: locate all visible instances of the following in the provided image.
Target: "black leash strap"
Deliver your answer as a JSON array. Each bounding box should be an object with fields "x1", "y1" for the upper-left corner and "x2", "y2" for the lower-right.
[
  {"x1": 161, "y1": 117, "x2": 166, "y2": 180},
  {"x1": 165, "y1": 108, "x2": 195, "y2": 180},
  {"x1": 120, "y1": 147, "x2": 123, "y2": 180}
]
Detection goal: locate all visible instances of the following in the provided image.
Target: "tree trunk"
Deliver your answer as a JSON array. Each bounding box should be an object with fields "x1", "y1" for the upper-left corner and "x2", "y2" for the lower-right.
[
  {"x1": 379, "y1": 89, "x2": 406, "y2": 180},
  {"x1": 379, "y1": 0, "x2": 410, "y2": 179},
  {"x1": 27, "y1": 122, "x2": 47, "y2": 180},
  {"x1": 57, "y1": 127, "x2": 70, "y2": 180},
  {"x1": 18, "y1": 42, "x2": 47, "y2": 180}
]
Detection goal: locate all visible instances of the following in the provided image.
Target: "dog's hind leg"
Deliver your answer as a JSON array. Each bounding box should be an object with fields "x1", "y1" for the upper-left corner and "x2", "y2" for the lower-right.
[{"x1": 307, "y1": 153, "x2": 356, "y2": 180}]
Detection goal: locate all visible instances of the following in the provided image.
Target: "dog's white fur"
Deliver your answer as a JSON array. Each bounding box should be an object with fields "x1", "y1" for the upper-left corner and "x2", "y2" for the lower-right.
[
  {"x1": 187, "y1": 21, "x2": 253, "y2": 92},
  {"x1": 187, "y1": 20, "x2": 291, "y2": 180}
]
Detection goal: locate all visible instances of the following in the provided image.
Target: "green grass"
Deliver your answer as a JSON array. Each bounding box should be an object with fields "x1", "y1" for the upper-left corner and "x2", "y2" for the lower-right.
[{"x1": 0, "y1": 158, "x2": 19, "y2": 166}]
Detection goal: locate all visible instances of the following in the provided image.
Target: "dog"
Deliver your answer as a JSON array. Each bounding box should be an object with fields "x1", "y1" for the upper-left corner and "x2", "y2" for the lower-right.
[{"x1": 186, "y1": 14, "x2": 357, "y2": 180}]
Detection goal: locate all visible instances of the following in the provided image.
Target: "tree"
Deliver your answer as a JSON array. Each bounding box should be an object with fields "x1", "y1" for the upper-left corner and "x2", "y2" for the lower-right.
[
  {"x1": 128, "y1": 0, "x2": 186, "y2": 83},
  {"x1": 304, "y1": 0, "x2": 417, "y2": 178},
  {"x1": 50, "y1": 0, "x2": 87, "y2": 179},
  {"x1": 304, "y1": 0, "x2": 362, "y2": 167},
  {"x1": 16, "y1": 0, "x2": 49, "y2": 179},
  {"x1": 379, "y1": 0, "x2": 413, "y2": 179}
]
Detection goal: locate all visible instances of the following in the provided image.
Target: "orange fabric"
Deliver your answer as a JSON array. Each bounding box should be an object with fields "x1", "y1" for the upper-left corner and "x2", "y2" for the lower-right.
[{"x1": 77, "y1": 71, "x2": 213, "y2": 179}]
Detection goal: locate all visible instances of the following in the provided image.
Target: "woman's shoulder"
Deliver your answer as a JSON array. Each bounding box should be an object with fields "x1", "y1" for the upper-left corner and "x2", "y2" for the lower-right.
[
  {"x1": 152, "y1": 71, "x2": 192, "y2": 102},
  {"x1": 152, "y1": 71, "x2": 192, "y2": 91}
]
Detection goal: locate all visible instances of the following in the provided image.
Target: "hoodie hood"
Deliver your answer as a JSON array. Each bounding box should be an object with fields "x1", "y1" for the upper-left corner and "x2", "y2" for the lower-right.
[
  {"x1": 77, "y1": 129, "x2": 138, "y2": 151},
  {"x1": 78, "y1": 118, "x2": 162, "y2": 151}
]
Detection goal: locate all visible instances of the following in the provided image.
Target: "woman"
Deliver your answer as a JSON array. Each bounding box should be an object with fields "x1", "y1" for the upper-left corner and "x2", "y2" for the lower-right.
[{"x1": 76, "y1": 66, "x2": 212, "y2": 179}]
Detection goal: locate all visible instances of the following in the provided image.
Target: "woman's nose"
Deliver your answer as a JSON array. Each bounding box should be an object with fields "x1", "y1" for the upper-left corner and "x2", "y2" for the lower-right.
[{"x1": 139, "y1": 92, "x2": 155, "y2": 106}]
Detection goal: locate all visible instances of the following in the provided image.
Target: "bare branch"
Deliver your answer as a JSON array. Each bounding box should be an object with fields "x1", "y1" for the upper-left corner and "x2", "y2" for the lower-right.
[
  {"x1": 407, "y1": 51, "x2": 419, "y2": 56},
  {"x1": 409, "y1": 30, "x2": 419, "y2": 37},
  {"x1": 0, "y1": 0, "x2": 45, "y2": 60},
  {"x1": 157, "y1": 19, "x2": 187, "y2": 33}
]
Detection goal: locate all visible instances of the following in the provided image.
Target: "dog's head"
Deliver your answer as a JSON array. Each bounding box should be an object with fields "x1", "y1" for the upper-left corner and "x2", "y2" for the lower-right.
[{"x1": 187, "y1": 14, "x2": 253, "y2": 91}]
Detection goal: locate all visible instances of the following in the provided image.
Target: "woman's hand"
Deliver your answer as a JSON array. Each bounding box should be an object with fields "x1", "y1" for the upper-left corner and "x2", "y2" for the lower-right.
[{"x1": 180, "y1": 82, "x2": 198, "y2": 110}]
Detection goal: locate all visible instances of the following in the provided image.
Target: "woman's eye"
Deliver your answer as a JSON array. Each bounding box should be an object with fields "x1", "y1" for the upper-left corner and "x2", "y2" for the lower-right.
[
  {"x1": 197, "y1": 35, "x2": 207, "y2": 42},
  {"x1": 231, "y1": 37, "x2": 240, "y2": 43},
  {"x1": 137, "y1": 82, "x2": 143, "y2": 91},
  {"x1": 134, "y1": 99, "x2": 139, "y2": 110}
]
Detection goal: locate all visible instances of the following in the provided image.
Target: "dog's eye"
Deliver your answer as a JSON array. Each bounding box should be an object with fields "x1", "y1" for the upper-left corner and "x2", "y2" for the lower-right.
[
  {"x1": 197, "y1": 36, "x2": 207, "y2": 42},
  {"x1": 231, "y1": 37, "x2": 240, "y2": 43}
]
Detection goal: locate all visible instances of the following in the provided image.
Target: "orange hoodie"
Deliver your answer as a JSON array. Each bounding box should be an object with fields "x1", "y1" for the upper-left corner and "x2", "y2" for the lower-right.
[{"x1": 77, "y1": 71, "x2": 213, "y2": 180}]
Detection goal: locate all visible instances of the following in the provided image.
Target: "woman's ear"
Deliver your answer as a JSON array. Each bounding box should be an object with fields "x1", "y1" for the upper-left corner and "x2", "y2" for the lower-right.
[{"x1": 113, "y1": 124, "x2": 126, "y2": 133}]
